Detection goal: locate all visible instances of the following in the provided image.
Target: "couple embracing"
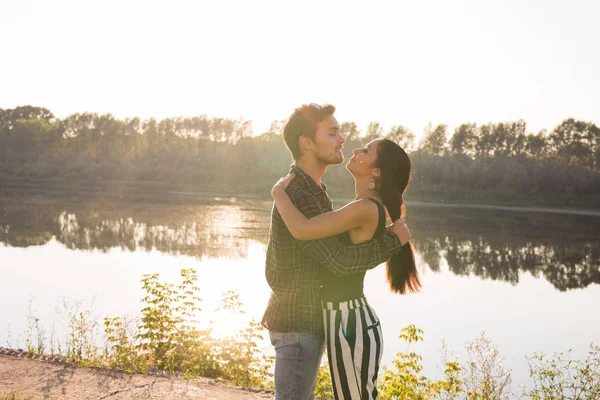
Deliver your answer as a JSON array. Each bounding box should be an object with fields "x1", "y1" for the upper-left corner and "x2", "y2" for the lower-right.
[{"x1": 262, "y1": 103, "x2": 421, "y2": 400}]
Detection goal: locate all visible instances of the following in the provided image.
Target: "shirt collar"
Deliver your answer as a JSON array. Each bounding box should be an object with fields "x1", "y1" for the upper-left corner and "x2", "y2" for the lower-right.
[{"x1": 290, "y1": 164, "x2": 327, "y2": 195}]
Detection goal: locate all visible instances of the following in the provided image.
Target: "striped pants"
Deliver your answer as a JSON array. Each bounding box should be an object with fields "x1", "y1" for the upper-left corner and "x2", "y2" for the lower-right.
[{"x1": 322, "y1": 297, "x2": 383, "y2": 400}]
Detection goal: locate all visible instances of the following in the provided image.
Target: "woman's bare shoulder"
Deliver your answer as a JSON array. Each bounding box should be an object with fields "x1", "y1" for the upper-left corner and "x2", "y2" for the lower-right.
[{"x1": 340, "y1": 198, "x2": 380, "y2": 221}]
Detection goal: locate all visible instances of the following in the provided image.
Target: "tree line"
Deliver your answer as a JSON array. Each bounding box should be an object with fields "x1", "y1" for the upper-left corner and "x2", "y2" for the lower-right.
[{"x1": 1, "y1": 105, "x2": 599, "y2": 206}]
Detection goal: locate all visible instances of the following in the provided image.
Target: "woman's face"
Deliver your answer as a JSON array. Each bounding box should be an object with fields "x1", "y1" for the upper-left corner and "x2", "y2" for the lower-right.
[{"x1": 346, "y1": 138, "x2": 383, "y2": 178}]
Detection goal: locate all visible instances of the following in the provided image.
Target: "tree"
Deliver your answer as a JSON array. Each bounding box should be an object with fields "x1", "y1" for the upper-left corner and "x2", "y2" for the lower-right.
[
  {"x1": 89, "y1": 114, "x2": 125, "y2": 158},
  {"x1": 365, "y1": 121, "x2": 383, "y2": 141},
  {"x1": 476, "y1": 123, "x2": 494, "y2": 157},
  {"x1": 340, "y1": 121, "x2": 360, "y2": 142},
  {"x1": 450, "y1": 123, "x2": 478, "y2": 157},
  {"x1": 2, "y1": 104, "x2": 598, "y2": 208},
  {"x1": 9, "y1": 118, "x2": 59, "y2": 155},
  {"x1": 231, "y1": 120, "x2": 253, "y2": 143},
  {"x1": 10, "y1": 106, "x2": 54, "y2": 122},
  {"x1": 491, "y1": 120, "x2": 527, "y2": 157},
  {"x1": 386, "y1": 125, "x2": 416, "y2": 152},
  {"x1": 267, "y1": 120, "x2": 286, "y2": 135},
  {"x1": 209, "y1": 117, "x2": 237, "y2": 142},
  {"x1": 158, "y1": 118, "x2": 177, "y2": 140},
  {"x1": 0, "y1": 109, "x2": 11, "y2": 135},
  {"x1": 419, "y1": 123, "x2": 447, "y2": 156},
  {"x1": 549, "y1": 118, "x2": 600, "y2": 169},
  {"x1": 525, "y1": 130, "x2": 548, "y2": 158},
  {"x1": 0, "y1": 106, "x2": 54, "y2": 135}
]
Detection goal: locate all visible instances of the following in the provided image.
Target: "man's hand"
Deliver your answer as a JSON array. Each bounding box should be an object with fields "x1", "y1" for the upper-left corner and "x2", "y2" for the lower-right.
[
  {"x1": 387, "y1": 218, "x2": 411, "y2": 246},
  {"x1": 271, "y1": 173, "x2": 296, "y2": 198}
]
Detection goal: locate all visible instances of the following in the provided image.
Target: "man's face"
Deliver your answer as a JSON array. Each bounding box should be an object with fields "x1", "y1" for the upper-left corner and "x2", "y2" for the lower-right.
[{"x1": 311, "y1": 115, "x2": 345, "y2": 165}]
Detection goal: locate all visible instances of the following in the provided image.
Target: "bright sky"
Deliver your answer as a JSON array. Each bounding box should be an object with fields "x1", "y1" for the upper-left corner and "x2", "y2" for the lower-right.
[{"x1": 2, "y1": 0, "x2": 599, "y2": 139}]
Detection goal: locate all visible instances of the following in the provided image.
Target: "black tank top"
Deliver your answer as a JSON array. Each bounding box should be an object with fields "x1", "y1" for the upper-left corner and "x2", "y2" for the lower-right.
[{"x1": 320, "y1": 198, "x2": 387, "y2": 301}]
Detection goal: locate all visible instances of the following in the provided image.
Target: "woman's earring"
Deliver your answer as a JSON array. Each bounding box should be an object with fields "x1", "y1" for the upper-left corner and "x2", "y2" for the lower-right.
[{"x1": 368, "y1": 179, "x2": 376, "y2": 190}]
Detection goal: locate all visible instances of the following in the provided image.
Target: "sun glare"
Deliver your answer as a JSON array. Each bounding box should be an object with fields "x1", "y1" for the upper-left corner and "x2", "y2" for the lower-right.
[
  {"x1": 192, "y1": 241, "x2": 269, "y2": 339},
  {"x1": 208, "y1": 312, "x2": 251, "y2": 340}
]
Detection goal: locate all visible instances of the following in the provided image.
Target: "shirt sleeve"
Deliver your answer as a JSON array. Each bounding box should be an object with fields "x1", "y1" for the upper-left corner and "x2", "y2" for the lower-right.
[{"x1": 288, "y1": 186, "x2": 402, "y2": 277}]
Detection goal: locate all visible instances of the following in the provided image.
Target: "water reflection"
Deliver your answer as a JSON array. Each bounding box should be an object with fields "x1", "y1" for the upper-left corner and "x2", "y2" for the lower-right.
[
  {"x1": 411, "y1": 207, "x2": 600, "y2": 291},
  {"x1": 0, "y1": 198, "x2": 271, "y2": 259},
  {"x1": 1, "y1": 196, "x2": 599, "y2": 291}
]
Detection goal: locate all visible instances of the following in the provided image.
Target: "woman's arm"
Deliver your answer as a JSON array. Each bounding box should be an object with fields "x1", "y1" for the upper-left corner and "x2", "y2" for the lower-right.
[{"x1": 272, "y1": 175, "x2": 374, "y2": 241}]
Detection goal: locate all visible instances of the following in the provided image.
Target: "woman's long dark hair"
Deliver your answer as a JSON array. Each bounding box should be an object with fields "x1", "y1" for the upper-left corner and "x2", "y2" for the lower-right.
[{"x1": 375, "y1": 139, "x2": 421, "y2": 294}]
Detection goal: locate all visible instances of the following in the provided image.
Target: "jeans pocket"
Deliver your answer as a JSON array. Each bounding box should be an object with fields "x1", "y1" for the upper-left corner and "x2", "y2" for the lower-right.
[{"x1": 270, "y1": 331, "x2": 301, "y2": 350}]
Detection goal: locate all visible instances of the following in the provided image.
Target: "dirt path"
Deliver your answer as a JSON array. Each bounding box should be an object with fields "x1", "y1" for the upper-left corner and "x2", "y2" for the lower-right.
[{"x1": 0, "y1": 354, "x2": 274, "y2": 400}]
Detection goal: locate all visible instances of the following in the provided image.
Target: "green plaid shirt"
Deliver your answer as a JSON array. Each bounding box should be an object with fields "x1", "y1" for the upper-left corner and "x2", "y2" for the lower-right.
[{"x1": 261, "y1": 165, "x2": 402, "y2": 336}]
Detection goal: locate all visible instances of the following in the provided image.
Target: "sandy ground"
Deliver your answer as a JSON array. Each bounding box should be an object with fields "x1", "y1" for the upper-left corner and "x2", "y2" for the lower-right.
[{"x1": 0, "y1": 354, "x2": 274, "y2": 400}]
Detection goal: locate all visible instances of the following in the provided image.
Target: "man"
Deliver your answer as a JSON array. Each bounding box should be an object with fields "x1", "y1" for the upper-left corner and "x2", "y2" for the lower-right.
[{"x1": 262, "y1": 103, "x2": 409, "y2": 400}]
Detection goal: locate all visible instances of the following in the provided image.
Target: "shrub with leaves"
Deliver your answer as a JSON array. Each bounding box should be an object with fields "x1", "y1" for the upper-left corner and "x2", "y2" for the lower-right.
[
  {"x1": 103, "y1": 316, "x2": 143, "y2": 372},
  {"x1": 378, "y1": 325, "x2": 463, "y2": 400},
  {"x1": 525, "y1": 344, "x2": 600, "y2": 399},
  {"x1": 57, "y1": 298, "x2": 103, "y2": 367},
  {"x1": 462, "y1": 332, "x2": 511, "y2": 400},
  {"x1": 316, "y1": 361, "x2": 334, "y2": 399},
  {"x1": 212, "y1": 291, "x2": 273, "y2": 387},
  {"x1": 431, "y1": 341, "x2": 463, "y2": 400},
  {"x1": 16, "y1": 275, "x2": 600, "y2": 399}
]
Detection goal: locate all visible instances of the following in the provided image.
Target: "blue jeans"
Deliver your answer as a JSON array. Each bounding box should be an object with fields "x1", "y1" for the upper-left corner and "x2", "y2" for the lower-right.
[{"x1": 269, "y1": 330, "x2": 325, "y2": 400}]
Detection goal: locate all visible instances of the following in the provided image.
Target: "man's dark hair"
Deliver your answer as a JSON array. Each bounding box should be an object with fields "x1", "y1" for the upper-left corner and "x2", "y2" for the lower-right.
[{"x1": 282, "y1": 103, "x2": 336, "y2": 160}]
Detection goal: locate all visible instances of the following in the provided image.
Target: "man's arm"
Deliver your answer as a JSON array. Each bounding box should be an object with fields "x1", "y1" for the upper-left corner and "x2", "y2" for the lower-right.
[{"x1": 288, "y1": 186, "x2": 403, "y2": 277}]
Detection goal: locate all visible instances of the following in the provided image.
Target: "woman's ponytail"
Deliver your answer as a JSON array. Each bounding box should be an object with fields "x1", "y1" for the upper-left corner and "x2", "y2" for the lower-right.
[{"x1": 376, "y1": 139, "x2": 421, "y2": 294}]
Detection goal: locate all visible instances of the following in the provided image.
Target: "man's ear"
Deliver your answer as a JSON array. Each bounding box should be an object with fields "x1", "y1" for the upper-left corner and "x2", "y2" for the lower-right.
[
  {"x1": 299, "y1": 135, "x2": 314, "y2": 154},
  {"x1": 372, "y1": 168, "x2": 381, "y2": 177}
]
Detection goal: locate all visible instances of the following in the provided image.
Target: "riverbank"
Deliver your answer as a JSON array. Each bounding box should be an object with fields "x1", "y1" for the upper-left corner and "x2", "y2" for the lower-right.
[
  {"x1": 0, "y1": 351, "x2": 275, "y2": 400},
  {"x1": 0, "y1": 179, "x2": 600, "y2": 216},
  {"x1": 2, "y1": 178, "x2": 599, "y2": 218}
]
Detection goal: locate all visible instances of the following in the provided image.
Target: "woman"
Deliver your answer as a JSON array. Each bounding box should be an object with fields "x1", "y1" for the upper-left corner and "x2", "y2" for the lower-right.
[{"x1": 271, "y1": 137, "x2": 421, "y2": 400}]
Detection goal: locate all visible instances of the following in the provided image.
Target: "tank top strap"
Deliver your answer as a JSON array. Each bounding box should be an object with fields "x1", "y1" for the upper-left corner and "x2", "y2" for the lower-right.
[{"x1": 366, "y1": 198, "x2": 387, "y2": 238}]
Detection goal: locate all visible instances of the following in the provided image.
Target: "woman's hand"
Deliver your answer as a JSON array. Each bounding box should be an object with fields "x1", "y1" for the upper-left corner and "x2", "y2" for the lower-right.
[
  {"x1": 271, "y1": 173, "x2": 296, "y2": 197},
  {"x1": 387, "y1": 218, "x2": 411, "y2": 246}
]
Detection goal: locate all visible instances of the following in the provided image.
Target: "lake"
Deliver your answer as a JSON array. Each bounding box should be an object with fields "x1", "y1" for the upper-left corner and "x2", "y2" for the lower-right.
[{"x1": 1, "y1": 191, "x2": 599, "y2": 393}]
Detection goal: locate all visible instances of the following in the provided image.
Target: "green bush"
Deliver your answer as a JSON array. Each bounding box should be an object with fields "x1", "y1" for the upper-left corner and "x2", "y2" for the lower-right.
[
  {"x1": 18, "y1": 272, "x2": 600, "y2": 397},
  {"x1": 316, "y1": 361, "x2": 334, "y2": 399},
  {"x1": 104, "y1": 269, "x2": 273, "y2": 385},
  {"x1": 525, "y1": 344, "x2": 600, "y2": 399},
  {"x1": 23, "y1": 268, "x2": 272, "y2": 387},
  {"x1": 378, "y1": 325, "x2": 462, "y2": 400}
]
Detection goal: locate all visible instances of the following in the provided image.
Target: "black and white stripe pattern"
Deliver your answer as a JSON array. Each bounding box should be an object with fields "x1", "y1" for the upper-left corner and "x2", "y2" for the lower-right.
[{"x1": 322, "y1": 297, "x2": 383, "y2": 399}]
